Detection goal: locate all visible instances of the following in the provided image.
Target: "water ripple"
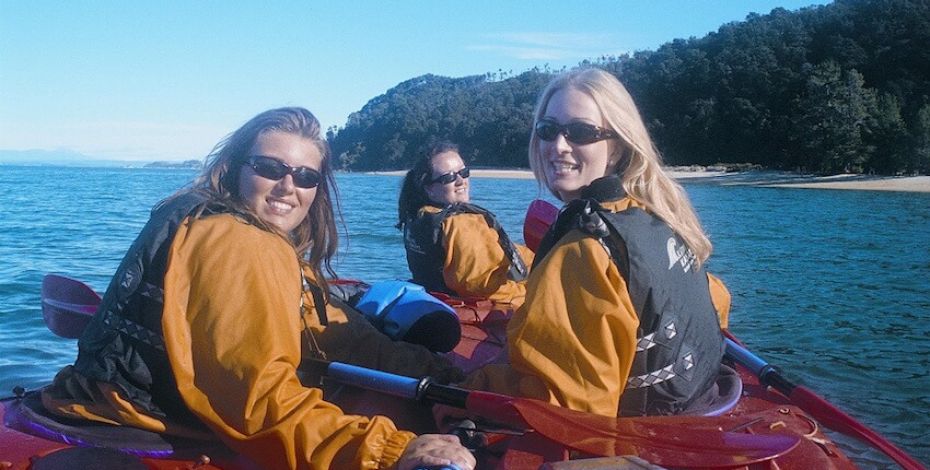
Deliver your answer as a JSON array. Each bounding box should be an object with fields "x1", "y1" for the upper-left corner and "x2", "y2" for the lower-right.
[{"x1": 1, "y1": 166, "x2": 927, "y2": 465}]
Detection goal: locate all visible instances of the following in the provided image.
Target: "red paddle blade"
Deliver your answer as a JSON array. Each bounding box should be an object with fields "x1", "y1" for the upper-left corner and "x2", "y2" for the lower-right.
[
  {"x1": 790, "y1": 386, "x2": 925, "y2": 470},
  {"x1": 41, "y1": 274, "x2": 100, "y2": 338},
  {"x1": 511, "y1": 399, "x2": 799, "y2": 468},
  {"x1": 523, "y1": 199, "x2": 559, "y2": 252},
  {"x1": 465, "y1": 391, "x2": 799, "y2": 468}
]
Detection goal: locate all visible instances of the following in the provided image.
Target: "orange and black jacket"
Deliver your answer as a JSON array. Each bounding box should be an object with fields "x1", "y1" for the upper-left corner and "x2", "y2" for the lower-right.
[
  {"x1": 464, "y1": 176, "x2": 731, "y2": 417},
  {"x1": 403, "y1": 202, "x2": 533, "y2": 307},
  {"x1": 43, "y1": 191, "x2": 457, "y2": 469}
]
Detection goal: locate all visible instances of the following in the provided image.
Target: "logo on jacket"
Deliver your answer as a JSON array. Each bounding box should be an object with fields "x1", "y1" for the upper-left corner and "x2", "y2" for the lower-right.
[
  {"x1": 404, "y1": 230, "x2": 427, "y2": 255},
  {"x1": 666, "y1": 237, "x2": 695, "y2": 273}
]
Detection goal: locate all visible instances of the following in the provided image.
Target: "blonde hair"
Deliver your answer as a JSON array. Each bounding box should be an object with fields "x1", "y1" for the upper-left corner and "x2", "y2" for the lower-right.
[{"x1": 529, "y1": 68, "x2": 712, "y2": 263}]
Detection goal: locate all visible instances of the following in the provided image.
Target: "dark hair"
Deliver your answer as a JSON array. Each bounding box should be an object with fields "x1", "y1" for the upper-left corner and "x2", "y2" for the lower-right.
[
  {"x1": 396, "y1": 141, "x2": 460, "y2": 229},
  {"x1": 187, "y1": 106, "x2": 341, "y2": 282}
]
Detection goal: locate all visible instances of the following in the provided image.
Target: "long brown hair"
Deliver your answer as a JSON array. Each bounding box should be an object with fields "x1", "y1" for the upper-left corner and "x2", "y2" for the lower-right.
[
  {"x1": 189, "y1": 107, "x2": 341, "y2": 281},
  {"x1": 529, "y1": 68, "x2": 713, "y2": 264}
]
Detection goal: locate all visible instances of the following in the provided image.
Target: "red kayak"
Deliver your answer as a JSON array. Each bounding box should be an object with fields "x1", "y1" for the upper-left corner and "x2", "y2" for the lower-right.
[{"x1": 1, "y1": 275, "x2": 919, "y2": 469}]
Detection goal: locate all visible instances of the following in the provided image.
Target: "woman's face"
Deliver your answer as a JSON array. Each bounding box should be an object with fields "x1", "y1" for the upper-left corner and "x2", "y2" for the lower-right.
[
  {"x1": 424, "y1": 150, "x2": 470, "y2": 205},
  {"x1": 539, "y1": 88, "x2": 618, "y2": 201},
  {"x1": 238, "y1": 131, "x2": 322, "y2": 233}
]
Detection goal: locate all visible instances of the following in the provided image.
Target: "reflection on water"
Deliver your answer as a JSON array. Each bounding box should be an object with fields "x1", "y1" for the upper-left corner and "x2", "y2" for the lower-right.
[{"x1": 0, "y1": 166, "x2": 927, "y2": 466}]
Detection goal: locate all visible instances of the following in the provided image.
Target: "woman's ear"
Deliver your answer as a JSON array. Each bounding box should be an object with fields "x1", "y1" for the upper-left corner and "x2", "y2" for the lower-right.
[{"x1": 611, "y1": 146, "x2": 631, "y2": 175}]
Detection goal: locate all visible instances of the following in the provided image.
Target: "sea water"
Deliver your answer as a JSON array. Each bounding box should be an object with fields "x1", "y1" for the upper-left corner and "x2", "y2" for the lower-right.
[{"x1": 1, "y1": 165, "x2": 927, "y2": 467}]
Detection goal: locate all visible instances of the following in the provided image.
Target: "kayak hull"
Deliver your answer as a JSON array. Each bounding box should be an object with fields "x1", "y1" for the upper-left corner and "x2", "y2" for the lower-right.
[{"x1": 2, "y1": 284, "x2": 858, "y2": 469}]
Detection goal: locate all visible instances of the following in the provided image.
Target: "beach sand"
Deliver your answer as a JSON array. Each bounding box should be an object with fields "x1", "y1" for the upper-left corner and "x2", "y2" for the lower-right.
[
  {"x1": 369, "y1": 169, "x2": 929, "y2": 193},
  {"x1": 668, "y1": 171, "x2": 930, "y2": 193}
]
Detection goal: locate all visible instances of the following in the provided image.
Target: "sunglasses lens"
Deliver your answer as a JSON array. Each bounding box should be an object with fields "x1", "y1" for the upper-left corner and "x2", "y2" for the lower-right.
[
  {"x1": 431, "y1": 167, "x2": 470, "y2": 185},
  {"x1": 564, "y1": 123, "x2": 600, "y2": 145},
  {"x1": 251, "y1": 157, "x2": 288, "y2": 179},
  {"x1": 293, "y1": 168, "x2": 322, "y2": 188},
  {"x1": 535, "y1": 121, "x2": 559, "y2": 141},
  {"x1": 248, "y1": 156, "x2": 321, "y2": 188}
]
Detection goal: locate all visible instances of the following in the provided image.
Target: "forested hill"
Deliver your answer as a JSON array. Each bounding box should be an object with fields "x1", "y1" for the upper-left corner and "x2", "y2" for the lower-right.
[{"x1": 329, "y1": 0, "x2": 930, "y2": 175}]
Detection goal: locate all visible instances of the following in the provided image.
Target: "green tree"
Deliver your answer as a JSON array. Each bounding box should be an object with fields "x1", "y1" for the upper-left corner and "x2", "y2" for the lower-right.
[
  {"x1": 793, "y1": 62, "x2": 875, "y2": 173},
  {"x1": 911, "y1": 104, "x2": 930, "y2": 174},
  {"x1": 866, "y1": 93, "x2": 908, "y2": 174}
]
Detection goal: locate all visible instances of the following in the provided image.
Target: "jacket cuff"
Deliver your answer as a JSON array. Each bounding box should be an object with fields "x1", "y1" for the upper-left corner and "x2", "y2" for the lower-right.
[{"x1": 379, "y1": 430, "x2": 417, "y2": 469}]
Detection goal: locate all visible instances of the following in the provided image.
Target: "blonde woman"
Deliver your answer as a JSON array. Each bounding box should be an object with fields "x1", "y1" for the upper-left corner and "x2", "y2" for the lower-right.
[{"x1": 465, "y1": 68, "x2": 734, "y2": 417}]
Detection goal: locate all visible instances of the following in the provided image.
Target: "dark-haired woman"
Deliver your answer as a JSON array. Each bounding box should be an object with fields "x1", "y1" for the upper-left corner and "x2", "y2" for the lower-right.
[
  {"x1": 41, "y1": 107, "x2": 474, "y2": 470},
  {"x1": 397, "y1": 142, "x2": 533, "y2": 308}
]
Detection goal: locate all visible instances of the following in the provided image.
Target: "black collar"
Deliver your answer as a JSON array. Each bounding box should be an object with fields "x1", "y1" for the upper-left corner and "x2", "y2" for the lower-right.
[{"x1": 579, "y1": 175, "x2": 626, "y2": 202}]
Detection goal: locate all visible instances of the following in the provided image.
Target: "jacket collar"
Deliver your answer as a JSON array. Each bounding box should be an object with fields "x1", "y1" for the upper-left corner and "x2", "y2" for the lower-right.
[{"x1": 579, "y1": 175, "x2": 626, "y2": 202}]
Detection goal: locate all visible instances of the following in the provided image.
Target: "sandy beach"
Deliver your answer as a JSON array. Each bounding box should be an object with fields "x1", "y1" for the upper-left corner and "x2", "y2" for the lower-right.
[
  {"x1": 370, "y1": 168, "x2": 929, "y2": 193},
  {"x1": 667, "y1": 170, "x2": 930, "y2": 193}
]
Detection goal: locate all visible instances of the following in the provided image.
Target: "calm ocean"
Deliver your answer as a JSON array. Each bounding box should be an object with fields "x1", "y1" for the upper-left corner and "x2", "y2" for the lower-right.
[{"x1": 1, "y1": 165, "x2": 927, "y2": 467}]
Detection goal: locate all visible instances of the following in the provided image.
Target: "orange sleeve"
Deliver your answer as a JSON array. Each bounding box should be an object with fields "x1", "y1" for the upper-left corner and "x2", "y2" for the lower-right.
[
  {"x1": 464, "y1": 231, "x2": 639, "y2": 417},
  {"x1": 707, "y1": 273, "x2": 731, "y2": 329},
  {"x1": 440, "y1": 213, "x2": 529, "y2": 307},
  {"x1": 162, "y1": 215, "x2": 413, "y2": 470}
]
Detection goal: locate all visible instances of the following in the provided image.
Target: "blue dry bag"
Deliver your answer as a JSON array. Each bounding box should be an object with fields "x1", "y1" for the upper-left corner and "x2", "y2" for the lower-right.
[{"x1": 355, "y1": 281, "x2": 461, "y2": 352}]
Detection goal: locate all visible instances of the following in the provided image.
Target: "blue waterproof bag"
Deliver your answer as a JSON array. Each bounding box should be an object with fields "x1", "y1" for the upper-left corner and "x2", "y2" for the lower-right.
[{"x1": 355, "y1": 281, "x2": 461, "y2": 352}]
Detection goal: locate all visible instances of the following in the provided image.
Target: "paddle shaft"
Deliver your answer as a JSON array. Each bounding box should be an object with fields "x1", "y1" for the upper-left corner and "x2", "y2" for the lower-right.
[
  {"x1": 307, "y1": 359, "x2": 469, "y2": 407},
  {"x1": 725, "y1": 339, "x2": 925, "y2": 470}
]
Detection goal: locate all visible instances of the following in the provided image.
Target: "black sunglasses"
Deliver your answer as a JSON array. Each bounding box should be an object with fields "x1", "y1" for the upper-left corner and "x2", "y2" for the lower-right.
[
  {"x1": 427, "y1": 167, "x2": 471, "y2": 185},
  {"x1": 244, "y1": 155, "x2": 322, "y2": 189},
  {"x1": 535, "y1": 118, "x2": 618, "y2": 145}
]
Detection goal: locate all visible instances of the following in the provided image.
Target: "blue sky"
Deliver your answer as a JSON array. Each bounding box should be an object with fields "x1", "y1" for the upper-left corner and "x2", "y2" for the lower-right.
[{"x1": 1, "y1": 1, "x2": 828, "y2": 162}]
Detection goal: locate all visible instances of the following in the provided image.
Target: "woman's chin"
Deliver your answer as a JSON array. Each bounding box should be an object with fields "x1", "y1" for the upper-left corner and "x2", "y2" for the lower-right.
[{"x1": 548, "y1": 178, "x2": 580, "y2": 198}]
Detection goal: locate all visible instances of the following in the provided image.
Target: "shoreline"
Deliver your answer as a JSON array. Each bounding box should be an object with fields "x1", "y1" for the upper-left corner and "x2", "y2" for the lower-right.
[
  {"x1": 368, "y1": 169, "x2": 929, "y2": 193},
  {"x1": 669, "y1": 171, "x2": 930, "y2": 193}
]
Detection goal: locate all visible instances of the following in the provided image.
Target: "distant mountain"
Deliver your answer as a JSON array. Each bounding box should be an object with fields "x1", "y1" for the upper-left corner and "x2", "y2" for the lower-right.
[
  {"x1": 0, "y1": 149, "x2": 202, "y2": 168},
  {"x1": 144, "y1": 160, "x2": 203, "y2": 170},
  {"x1": 0, "y1": 149, "x2": 134, "y2": 167}
]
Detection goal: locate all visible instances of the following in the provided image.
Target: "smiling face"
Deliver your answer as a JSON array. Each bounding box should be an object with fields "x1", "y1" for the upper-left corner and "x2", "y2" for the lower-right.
[
  {"x1": 238, "y1": 131, "x2": 322, "y2": 233},
  {"x1": 424, "y1": 150, "x2": 470, "y2": 205},
  {"x1": 539, "y1": 88, "x2": 619, "y2": 201}
]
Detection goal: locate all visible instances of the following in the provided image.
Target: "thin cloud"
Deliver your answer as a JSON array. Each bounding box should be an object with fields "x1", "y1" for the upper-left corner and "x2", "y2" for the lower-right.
[{"x1": 468, "y1": 32, "x2": 624, "y2": 61}]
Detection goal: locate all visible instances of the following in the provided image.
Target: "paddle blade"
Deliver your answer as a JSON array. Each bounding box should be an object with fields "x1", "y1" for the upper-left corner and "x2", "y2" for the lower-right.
[
  {"x1": 41, "y1": 274, "x2": 100, "y2": 339},
  {"x1": 509, "y1": 399, "x2": 799, "y2": 468},
  {"x1": 790, "y1": 386, "x2": 925, "y2": 470},
  {"x1": 523, "y1": 199, "x2": 559, "y2": 253}
]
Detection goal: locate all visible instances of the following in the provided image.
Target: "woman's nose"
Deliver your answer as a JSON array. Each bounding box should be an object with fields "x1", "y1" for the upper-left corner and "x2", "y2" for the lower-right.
[
  {"x1": 274, "y1": 174, "x2": 296, "y2": 192},
  {"x1": 554, "y1": 132, "x2": 573, "y2": 152}
]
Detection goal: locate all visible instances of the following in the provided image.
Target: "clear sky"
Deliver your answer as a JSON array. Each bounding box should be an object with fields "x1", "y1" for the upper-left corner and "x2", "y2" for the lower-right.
[{"x1": 1, "y1": 0, "x2": 829, "y2": 162}]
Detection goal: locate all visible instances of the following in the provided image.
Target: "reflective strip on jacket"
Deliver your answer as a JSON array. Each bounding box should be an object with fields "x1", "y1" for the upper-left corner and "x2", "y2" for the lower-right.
[{"x1": 462, "y1": 196, "x2": 731, "y2": 417}]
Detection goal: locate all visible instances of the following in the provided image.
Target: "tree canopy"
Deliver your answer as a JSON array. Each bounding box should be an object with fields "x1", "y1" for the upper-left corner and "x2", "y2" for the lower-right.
[{"x1": 330, "y1": 0, "x2": 930, "y2": 175}]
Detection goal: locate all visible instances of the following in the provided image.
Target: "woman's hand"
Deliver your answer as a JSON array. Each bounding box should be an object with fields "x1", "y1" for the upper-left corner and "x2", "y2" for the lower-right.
[{"x1": 396, "y1": 434, "x2": 476, "y2": 470}]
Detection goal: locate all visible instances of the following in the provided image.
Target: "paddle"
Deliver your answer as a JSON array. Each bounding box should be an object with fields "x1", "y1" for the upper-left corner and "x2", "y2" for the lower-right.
[
  {"x1": 41, "y1": 274, "x2": 798, "y2": 468},
  {"x1": 725, "y1": 337, "x2": 924, "y2": 470},
  {"x1": 522, "y1": 199, "x2": 559, "y2": 253},
  {"x1": 41, "y1": 274, "x2": 101, "y2": 339},
  {"x1": 517, "y1": 199, "x2": 923, "y2": 467},
  {"x1": 309, "y1": 359, "x2": 800, "y2": 468}
]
